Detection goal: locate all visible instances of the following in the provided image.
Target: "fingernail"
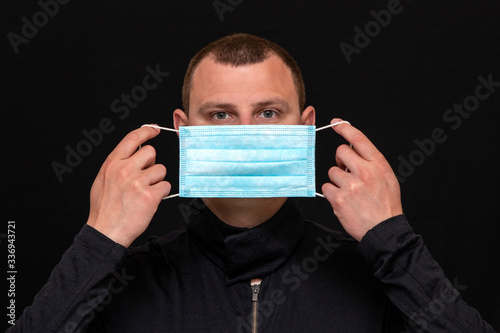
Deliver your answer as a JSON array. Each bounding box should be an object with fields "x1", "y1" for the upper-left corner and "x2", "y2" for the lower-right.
[{"x1": 331, "y1": 118, "x2": 342, "y2": 124}]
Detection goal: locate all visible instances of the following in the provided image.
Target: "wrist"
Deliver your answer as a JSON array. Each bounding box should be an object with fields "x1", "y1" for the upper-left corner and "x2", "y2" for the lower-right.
[{"x1": 86, "y1": 219, "x2": 134, "y2": 248}]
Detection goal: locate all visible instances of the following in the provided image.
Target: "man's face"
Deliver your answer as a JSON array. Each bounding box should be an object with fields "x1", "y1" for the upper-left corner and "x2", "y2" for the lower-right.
[
  {"x1": 172, "y1": 54, "x2": 315, "y2": 213},
  {"x1": 175, "y1": 54, "x2": 314, "y2": 127}
]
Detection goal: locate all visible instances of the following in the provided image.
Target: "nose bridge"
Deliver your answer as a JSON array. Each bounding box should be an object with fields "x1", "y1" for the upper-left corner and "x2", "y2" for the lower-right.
[{"x1": 237, "y1": 107, "x2": 254, "y2": 125}]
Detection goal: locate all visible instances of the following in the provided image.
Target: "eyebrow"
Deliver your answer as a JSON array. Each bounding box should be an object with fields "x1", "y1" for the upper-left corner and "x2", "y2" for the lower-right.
[
  {"x1": 197, "y1": 98, "x2": 290, "y2": 114},
  {"x1": 252, "y1": 98, "x2": 290, "y2": 110},
  {"x1": 198, "y1": 102, "x2": 237, "y2": 114}
]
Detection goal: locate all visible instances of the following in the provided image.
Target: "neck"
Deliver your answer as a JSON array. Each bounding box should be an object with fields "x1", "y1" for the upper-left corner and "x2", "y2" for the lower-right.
[{"x1": 201, "y1": 197, "x2": 288, "y2": 229}]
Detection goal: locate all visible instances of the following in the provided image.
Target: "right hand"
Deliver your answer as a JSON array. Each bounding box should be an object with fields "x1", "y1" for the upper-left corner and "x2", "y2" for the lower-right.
[{"x1": 86, "y1": 125, "x2": 171, "y2": 247}]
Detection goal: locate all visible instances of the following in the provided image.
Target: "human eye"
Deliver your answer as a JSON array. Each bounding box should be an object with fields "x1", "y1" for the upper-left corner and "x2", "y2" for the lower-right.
[
  {"x1": 213, "y1": 111, "x2": 231, "y2": 120},
  {"x1": 258, "y1": 109, "x2": 278, "y2": 119}
]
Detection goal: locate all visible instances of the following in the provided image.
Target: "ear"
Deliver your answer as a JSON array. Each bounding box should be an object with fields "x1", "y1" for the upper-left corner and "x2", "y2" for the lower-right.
[
  {"x1": 301, "y1": 106, "x2": 315, "y2": 126},
  {"x1": 173, "y1": 109, "x2": 189, "y2": 134}
]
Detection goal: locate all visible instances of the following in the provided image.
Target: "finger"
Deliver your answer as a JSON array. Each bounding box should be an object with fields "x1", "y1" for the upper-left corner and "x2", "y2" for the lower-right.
[
  {"x1": 335, "y1": 144, "x2": 364, "y2": 174},
  {"x1": 130, "y1": 145, "x2": 157, "y2": 170},
  {"x1": 151, "y1": 180, "x2": 172, "y2": 200},
  {"x1": 327, "y1": 166, "x2": 351, "y2": 188},
  {"x1": 142, "y1": 164, "x2": 167, "y2": 185},
  {"x1": 321, "y1": 182, "x2": 342, "y2": 207},
  {"x1": 110, "y1": 125, "x2": 161, "y2": 160},
  {"x1": 330, "y1": 118, "x2": 382, "y2": 161},
  {"x1": 334, "y1": 149, "x2": 347, "y2": 171}
]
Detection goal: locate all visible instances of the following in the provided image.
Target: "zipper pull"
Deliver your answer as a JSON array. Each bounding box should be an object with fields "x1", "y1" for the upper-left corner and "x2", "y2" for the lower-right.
[
  {"x1": 250, "y1": 278, "x2": 262, "y2": 302},
  {"x1": 250, "y1": 278, "x2": 262, "y2": 333}
]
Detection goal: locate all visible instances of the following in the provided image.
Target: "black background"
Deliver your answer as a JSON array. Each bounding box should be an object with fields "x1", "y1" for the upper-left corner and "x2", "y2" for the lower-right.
[{"x1": 2, "y1": 0, "x2": 500, "y2": 331}]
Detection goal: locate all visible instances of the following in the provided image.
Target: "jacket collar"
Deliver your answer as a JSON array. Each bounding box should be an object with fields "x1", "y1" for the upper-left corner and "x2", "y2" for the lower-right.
[{"x1": 187, "y1": 198, "x2": 305, "y2": 285}]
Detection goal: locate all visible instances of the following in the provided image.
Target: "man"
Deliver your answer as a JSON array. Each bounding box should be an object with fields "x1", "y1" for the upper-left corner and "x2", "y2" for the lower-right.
[{"x1": 9, "y1": 34, "x2": 495, "y2": 332}]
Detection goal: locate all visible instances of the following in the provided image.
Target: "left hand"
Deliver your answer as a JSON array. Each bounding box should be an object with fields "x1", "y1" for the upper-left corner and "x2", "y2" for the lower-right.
[{"x1": 322, "y1": 119, "x2": 403, "y2": 241}]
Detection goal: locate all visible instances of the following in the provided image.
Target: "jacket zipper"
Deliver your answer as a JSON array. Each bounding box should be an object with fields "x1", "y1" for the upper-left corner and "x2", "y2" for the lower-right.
[{"x1": 250, "y1": 278, "x2": 262, "y2": 333}]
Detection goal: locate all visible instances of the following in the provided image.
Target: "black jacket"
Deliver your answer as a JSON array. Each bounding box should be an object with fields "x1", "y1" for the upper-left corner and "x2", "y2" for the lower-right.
[{"x1": 8, "y1": 199, "x2": 496, "y2": 332}]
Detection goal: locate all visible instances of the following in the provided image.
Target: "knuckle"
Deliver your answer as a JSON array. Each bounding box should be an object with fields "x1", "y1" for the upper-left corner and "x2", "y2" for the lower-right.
[
  {"x1": 141, "y1": 144, "x2": 156, "y2": 154},
  {"x1": 336, "y1": 144, "x2": 350, "y2": 155},
  {"x1": 352, "y1": 133, "x2": 365, "y2": 144},
  {"x1": 138, "y1": 187, "x2": 158, "y2": 205},
  {"x1": 125, "y1": 131, "x2": 141, "y2": 143},
  {"x1": 328, "y1": 166, "x2": 342, "y2": 180},
  {"x1": 140, "y1": 190, "x2": 153, "y2": 202},
  {"x1": 135, "y1": 192, "x2": 152, "y2": 207},
  {"x1": 102, "y1": 159, "x2": 120, "y2": 178},
  {"x1": 345, "y1": 181, "x2": 358, "y2": 194},
  {"x1": 117, "y1": 165, "x2": 133, "y2": 181},
  {"x1": 322, "y1": 184, "x2": 344, "y2": 207},
  {"x1": 103, "y1": 157, "x2": 117, "y2": 170},
  {"x1": 130, "y1": 178, "x2": 143, "y2": 191},
  {"x1": 332, "y1": 194, "x2": 345, "y2": 207},
  {"x1": 322, "y1": 183, "x2": 333, "y2": 195},
  {"x1": 357, "y1": 168, "x2": 371, "y2": 182},
  {"x1": 362, "y1": 172, "x2": 378, "y2": 186},
  {"x1": 158, "y1": 164, "x2": 167, "y2": 176}
]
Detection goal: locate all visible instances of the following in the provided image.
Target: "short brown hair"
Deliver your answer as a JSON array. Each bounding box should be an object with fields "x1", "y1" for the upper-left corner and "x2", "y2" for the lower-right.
[{"x1": 182, "y1": 33, "x2": 306, "y2": 113}]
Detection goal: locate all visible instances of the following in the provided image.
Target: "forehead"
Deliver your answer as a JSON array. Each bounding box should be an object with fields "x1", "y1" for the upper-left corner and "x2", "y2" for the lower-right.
[{"x1": 189, "y1": 54, "x2": 298, "y2": 109}]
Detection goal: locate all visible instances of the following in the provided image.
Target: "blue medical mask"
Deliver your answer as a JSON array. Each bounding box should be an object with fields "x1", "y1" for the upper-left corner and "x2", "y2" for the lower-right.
[{"x1": 142, "y1": 121, "x2": 350, "y2": 199}]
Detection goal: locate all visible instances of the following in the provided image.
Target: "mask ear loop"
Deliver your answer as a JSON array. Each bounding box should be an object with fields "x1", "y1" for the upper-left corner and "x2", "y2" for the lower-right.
[
  {"x1": 315, "y1": 121, "x2": 352, "y2": 198},
  {"x1": 140, "y1": 124, "x2": 180, "y2": 199},
  {"x1": 141, "y1": 124, "x2": 179, "y2": 133}
]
